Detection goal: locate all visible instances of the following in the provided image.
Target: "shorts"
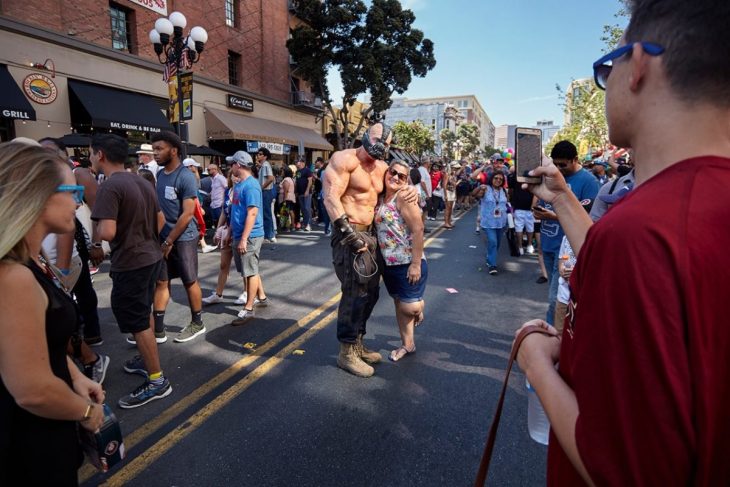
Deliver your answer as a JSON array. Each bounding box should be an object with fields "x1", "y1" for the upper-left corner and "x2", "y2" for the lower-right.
[
  {"x1": 158, "y1": 239, "x2": 198, "y2": 284},
  {"x1": 382, "y1": 259, "x2": 428, "y2": 303},
  {"x1": 233, "y1": 236, "x2": 264, "y2": 277},
  {"x1": 110, "y1": 260, "x2": 162, "y2": 334},
  {"x1": 514, "y1": 209, "x2": 535, "y2": 233}
]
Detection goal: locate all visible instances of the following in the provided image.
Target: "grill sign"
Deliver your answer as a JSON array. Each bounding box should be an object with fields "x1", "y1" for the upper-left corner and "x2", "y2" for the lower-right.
[{"x1": 227, "y1": 94, "x2": 254, "y2": 112}]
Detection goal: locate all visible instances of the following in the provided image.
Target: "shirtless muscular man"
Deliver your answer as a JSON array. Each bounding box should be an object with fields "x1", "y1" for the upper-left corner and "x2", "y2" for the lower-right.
[{"x1": 323, "y1": 122, "x2": 396, "y2": 377}]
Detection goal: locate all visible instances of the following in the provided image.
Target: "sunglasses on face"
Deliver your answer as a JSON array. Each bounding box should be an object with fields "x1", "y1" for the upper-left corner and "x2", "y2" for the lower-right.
[
  {"x1": 592, "y1": 41, "x2": 664, "y2": 90},
  {"x1": 57, "y1": 185, "x2": 85, "y2": 204},
  {"x1": 388, "y1": 168, "x2": 408, "y2": 183}
]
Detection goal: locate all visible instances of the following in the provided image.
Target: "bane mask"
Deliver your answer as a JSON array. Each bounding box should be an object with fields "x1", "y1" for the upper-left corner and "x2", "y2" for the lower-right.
[{"x1": 361, "y1": 123, "x2": 392, "y2": 161}]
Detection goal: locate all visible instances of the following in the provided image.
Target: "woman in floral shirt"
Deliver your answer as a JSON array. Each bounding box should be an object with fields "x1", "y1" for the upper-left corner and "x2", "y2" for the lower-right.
[{"x1": 374, "y1": 160, "x2": 427, "y2": 362}]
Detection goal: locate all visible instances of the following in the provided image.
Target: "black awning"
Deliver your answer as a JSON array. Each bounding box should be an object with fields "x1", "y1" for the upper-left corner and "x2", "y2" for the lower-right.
[
  {"x1": 68, "y1": 79, "x2": 170, "y2": 133},
  {"x1": 60, "y1": 133, "x2": 92, "y2": 148},
  {"x1": 0, "y1": 65, "x2": 36, "y2": 121}
]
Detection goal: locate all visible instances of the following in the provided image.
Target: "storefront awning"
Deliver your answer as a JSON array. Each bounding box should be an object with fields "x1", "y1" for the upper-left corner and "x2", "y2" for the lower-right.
[
  {"x1": 0, "y1": 65, "x2": 36, "y2": 121},
  {"x1": 68, "y1": 79, "x2": 170, "y2": 132},
  {"x1": 205, "y1": 107, "x2": 333, "y2": 151}
]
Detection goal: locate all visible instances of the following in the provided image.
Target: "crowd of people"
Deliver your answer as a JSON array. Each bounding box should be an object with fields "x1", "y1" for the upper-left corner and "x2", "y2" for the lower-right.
[{"x1": 2, "y1": 1, "x2": 729, "y2": 482}]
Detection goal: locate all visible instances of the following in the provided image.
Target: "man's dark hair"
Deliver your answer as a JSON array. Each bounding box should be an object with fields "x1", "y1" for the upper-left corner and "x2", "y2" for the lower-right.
[
  {"x1": 626, "y1": 0, "x2": 730, "y2": 106},
  {"x1": 91, "y1": 134, "x2": 129, "y2": 164},
  {"x1": 258, "y1": 147, "x2": 271, "y2": 159},
  {"x1": 38, "y1": 137, "x2": 66, "y2": 152},
  {"x1": 550, "y1": 140, "x2": 578, "y2": 160},
  {"x1": 151, "y1": 131, "x2": 183, "y2": 156}
]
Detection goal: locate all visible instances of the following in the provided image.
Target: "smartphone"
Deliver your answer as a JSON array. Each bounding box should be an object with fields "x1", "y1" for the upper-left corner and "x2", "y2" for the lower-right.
[
  {"x1": 532, "y1": 205, "x2": 546, "y2": 212},
  {"x1": 515, "y1": 127, "x2": 543, "y2": 184}
]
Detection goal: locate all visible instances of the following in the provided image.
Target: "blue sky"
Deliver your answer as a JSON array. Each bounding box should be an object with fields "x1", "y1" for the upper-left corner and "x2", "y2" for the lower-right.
[{"x1": 328, "y1": 0, "x2": 628, "y2": 128}]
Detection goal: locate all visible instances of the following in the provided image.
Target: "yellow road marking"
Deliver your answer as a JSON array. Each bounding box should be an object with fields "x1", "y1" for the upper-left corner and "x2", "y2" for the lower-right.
[
  {"x1": 102, "y1": 309, "x2": 338, "y2": 486},
  {"x1": 88, "y1": 217, "x2": 460, "y2": 483},
  {"x1": 79, "y1": 294, "x2": 341, "y2": 483}
]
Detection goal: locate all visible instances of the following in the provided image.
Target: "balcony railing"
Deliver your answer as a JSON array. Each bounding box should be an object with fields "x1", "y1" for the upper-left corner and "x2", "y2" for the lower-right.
[{"x1": 292, "y1": 90, "x2": 322, "y2": 108}]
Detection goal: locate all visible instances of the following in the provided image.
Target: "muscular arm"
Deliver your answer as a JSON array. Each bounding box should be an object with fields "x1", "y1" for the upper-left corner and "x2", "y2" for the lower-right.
[{"x1": 322, "y1": 155, "x2": 352, "y2": 221}]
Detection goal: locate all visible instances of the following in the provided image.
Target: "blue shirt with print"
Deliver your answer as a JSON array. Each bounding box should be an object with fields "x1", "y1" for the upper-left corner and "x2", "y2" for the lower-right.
[
  {"x1": 540, "y1": 168, "x2": 600, "y2": 253},
  {"x1": 231, "y1": 176, "x2": 264, "y2": 240},
  {"x1": 156, "y1": 165, "x2": 199, "y2": 242}
]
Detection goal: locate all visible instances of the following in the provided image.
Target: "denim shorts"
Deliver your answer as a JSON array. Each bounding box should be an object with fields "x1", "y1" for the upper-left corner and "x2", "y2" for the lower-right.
[{"x1": 382, "y1": 259, "x2": 428, "y2": 303}]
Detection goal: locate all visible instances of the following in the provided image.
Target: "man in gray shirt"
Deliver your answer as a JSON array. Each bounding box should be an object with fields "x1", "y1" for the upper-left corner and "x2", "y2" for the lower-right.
[{"x1": 256, "y1": 147, "x2": 277, "y2": 242}]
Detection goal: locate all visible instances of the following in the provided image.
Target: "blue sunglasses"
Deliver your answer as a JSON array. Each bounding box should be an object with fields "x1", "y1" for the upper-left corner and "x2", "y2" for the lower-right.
[
  {"x1": 57, "y1": 185, "x2": 85, "y2": 204},
  {"x1": 592, "y1": 42, "x2": 665, "y2": 90}
]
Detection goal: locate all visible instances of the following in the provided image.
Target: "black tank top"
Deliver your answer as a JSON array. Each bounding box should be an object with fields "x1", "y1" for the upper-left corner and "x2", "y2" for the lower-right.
[{"x1": 0, "y1": 260, "x2": 81, "y2": 485}]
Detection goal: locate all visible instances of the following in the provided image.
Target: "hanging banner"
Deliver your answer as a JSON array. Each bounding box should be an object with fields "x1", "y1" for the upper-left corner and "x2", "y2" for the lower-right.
[
  {"x1": 128, "y1": 0, "x2": 168, "y2": 16},
  {"x1": 168, "y1": 72, "x2": 193, "y2": 123},
  {"x1": 246, "y1": 141, "x2": 290, "y2": 155}
]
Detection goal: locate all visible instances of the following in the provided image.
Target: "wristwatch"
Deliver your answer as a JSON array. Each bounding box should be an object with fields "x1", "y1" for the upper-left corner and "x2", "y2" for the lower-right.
[
  {"x1": 91, "y1": 242, "x2": 103, "y2": 249},
  {"x1": 81, "y1": 402, "x2": 95, "y2": 422},
  {"x1": 162, "y1": 240, "x2": 172, "y2": 247}
]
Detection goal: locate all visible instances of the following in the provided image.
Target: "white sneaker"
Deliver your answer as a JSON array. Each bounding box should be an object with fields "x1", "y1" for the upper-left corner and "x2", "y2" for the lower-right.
[
  {"x1": 325, "y1": 230, "x2": 332, "y2": 237},
  {"x1": 269, "y1": 237, "x2": 277, "y2": 243},
  {"x1": 304, "y1": 225, "x2": 311, "y2": 232},
  {"x1": 519, "y1": 247, "x2": 525, "y2": 256},
  {"x1": 526, "y1": 245, "x2": 535, "y2": 254},
  {"x1": 202, "y1": 292, "x2": 223, "y2": 305},
  {"x1": 234, "y1": 292, "x2": 248, "y2": 305},
  {"x1": 202, "y1": 245, "x2": 216, "y2": 253}
]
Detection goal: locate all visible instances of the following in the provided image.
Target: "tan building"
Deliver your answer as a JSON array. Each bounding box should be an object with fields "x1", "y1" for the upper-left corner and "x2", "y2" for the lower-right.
[
  {"x1": 385, "y1": 94, "x2": 495, "y2": 150},
  {"x1": 0, "y1": 0, "x2": 331, "y2": 164},
  {"x1": 564, "y1": 78, "x2": 594, "y2": 126},
  {"x1": 322, "y1": 100, "x2": 370, "y2": 148}
]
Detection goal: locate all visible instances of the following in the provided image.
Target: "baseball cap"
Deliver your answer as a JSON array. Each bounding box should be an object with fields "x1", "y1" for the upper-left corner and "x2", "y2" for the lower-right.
[
  {"x1": 491, "y1": 152, "x2": 504, "y2": 161},
  {"x1": 136, "y1": 143, "x2": 154, "y2": 155},
  {"x1": 182, "y1": 158, "x2": 201, "y2": 167},
  {"x1": 226, "y1": 150, "x2": 254, "y2": 167}
]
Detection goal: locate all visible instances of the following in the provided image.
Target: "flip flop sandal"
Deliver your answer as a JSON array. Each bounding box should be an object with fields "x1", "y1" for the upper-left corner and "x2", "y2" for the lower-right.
[{"x1": 389, "y1": 345, "x2": 416, "y2": 362}]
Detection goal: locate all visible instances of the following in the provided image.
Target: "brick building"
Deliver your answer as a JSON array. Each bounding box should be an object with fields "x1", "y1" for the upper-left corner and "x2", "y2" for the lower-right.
[{"x1": 0, "y1": 0, "x2": 331, "y2": 162}]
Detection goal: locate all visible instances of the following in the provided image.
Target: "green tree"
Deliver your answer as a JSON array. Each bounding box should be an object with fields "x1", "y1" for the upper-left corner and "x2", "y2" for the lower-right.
[
  {"x1": 439, "y1": 128, "x2": 456, "y2": 158},
  {"x1": 550, "y1": 3, "x2": 629, "y2": 156},
  {"x1": 288, "y1": 0, "x2": 436, "y2": 150},
  {"x1": 456, "y1": 123, "x2": 480, "y2": 157},
  {"x1": 392, "y1": 120, "x2": 435, "y2": 156}
]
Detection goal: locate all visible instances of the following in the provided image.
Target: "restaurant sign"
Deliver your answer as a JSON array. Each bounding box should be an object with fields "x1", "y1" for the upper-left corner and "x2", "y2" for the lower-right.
[
  {"x1": 128, "y1": 0, "x2": 167, "y2": 15},
  {"x1": 227, "y1": 94, "x2": 254, "y2": 112},
  {"x1": 246, "y1": 141, "x2": 290, "y2": 155}
]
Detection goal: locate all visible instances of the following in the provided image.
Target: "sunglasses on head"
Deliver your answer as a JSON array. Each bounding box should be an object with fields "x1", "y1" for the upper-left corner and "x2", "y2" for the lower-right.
[
  {"x1": 592, "y1": 42, "x2": 664, "y2": 90},
  {"x1": 388, "y1": 168, "x2": 408, "y2": 183}
]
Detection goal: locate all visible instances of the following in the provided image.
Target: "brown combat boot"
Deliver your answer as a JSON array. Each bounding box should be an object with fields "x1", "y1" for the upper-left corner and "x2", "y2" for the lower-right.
[
  {"x1": 356, "y1": 334, "x2": 382, "y2": 364},
  {"x1": 337, "y1": 342, "x2": 374, "y2": 377}
]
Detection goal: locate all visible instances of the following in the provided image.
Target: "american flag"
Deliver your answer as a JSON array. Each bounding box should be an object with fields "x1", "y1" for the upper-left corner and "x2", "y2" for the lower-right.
[{"x1": 163, "y1": 61, "x2": 177, "y2": 82}]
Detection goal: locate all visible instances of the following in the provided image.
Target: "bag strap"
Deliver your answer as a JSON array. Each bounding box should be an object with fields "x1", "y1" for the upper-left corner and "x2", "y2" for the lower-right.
[{"x1": 474, "y1": 324, "x2": 555, "y2": 486}]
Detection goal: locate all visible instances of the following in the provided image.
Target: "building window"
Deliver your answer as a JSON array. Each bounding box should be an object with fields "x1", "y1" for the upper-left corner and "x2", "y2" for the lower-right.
[
  {"x1": 228, "y1": 51, "x2": 241, "y2": 86},
  {"x1": 458, "y1": 100, "x2": 468, "y2": 108},
  {"x1": 110, "y1": 3, "x2": 134, "y2": 52},
  {"x1": 431, "y1": 118, "x2": 436, "y2": 130},
  {"x1": 225, "y1": 0, "x2": 237, "y2": 27}
]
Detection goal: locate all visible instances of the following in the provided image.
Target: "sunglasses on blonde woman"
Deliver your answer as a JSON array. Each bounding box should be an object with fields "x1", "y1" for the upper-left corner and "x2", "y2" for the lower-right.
[{"x1": 388, "y1": 168, "x2": 408, "y2": 183}]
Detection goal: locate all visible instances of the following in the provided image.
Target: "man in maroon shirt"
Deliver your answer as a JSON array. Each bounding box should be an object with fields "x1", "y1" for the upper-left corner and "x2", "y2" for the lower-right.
[{"x1": 515, "y1": 0, "x2": 730, "y2": 485}]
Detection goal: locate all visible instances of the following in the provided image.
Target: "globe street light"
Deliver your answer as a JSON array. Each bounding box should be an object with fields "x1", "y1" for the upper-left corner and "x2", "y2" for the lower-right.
[{"x1": 149, "y1": 11, "x2": 207, "y2": 157}]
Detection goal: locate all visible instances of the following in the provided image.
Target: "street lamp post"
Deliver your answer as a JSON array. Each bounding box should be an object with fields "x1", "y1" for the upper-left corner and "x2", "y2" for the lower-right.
[{"x1": 149, "y1": 12, "x2": 208, "y2": 157}]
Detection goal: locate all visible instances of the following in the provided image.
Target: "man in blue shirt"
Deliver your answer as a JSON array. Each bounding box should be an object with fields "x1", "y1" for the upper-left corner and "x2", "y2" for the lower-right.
[
  {"x1": 533, "y1": 140, "x2": 599, "y2": 326},
  {"x1": 226, "y1": 151, "x2": 269, "y2": 324}
]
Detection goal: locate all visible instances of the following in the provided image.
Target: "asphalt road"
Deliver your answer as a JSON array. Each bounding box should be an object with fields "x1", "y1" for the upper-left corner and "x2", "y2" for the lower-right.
[{"x1": 81, "y1": 207, "x2": 550, "y2": 487}]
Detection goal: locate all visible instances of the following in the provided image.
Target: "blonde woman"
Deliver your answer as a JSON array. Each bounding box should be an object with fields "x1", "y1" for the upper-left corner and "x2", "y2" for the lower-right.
[{"x1": 0, "y1": 142, "x2": 104, "y2": 485}]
